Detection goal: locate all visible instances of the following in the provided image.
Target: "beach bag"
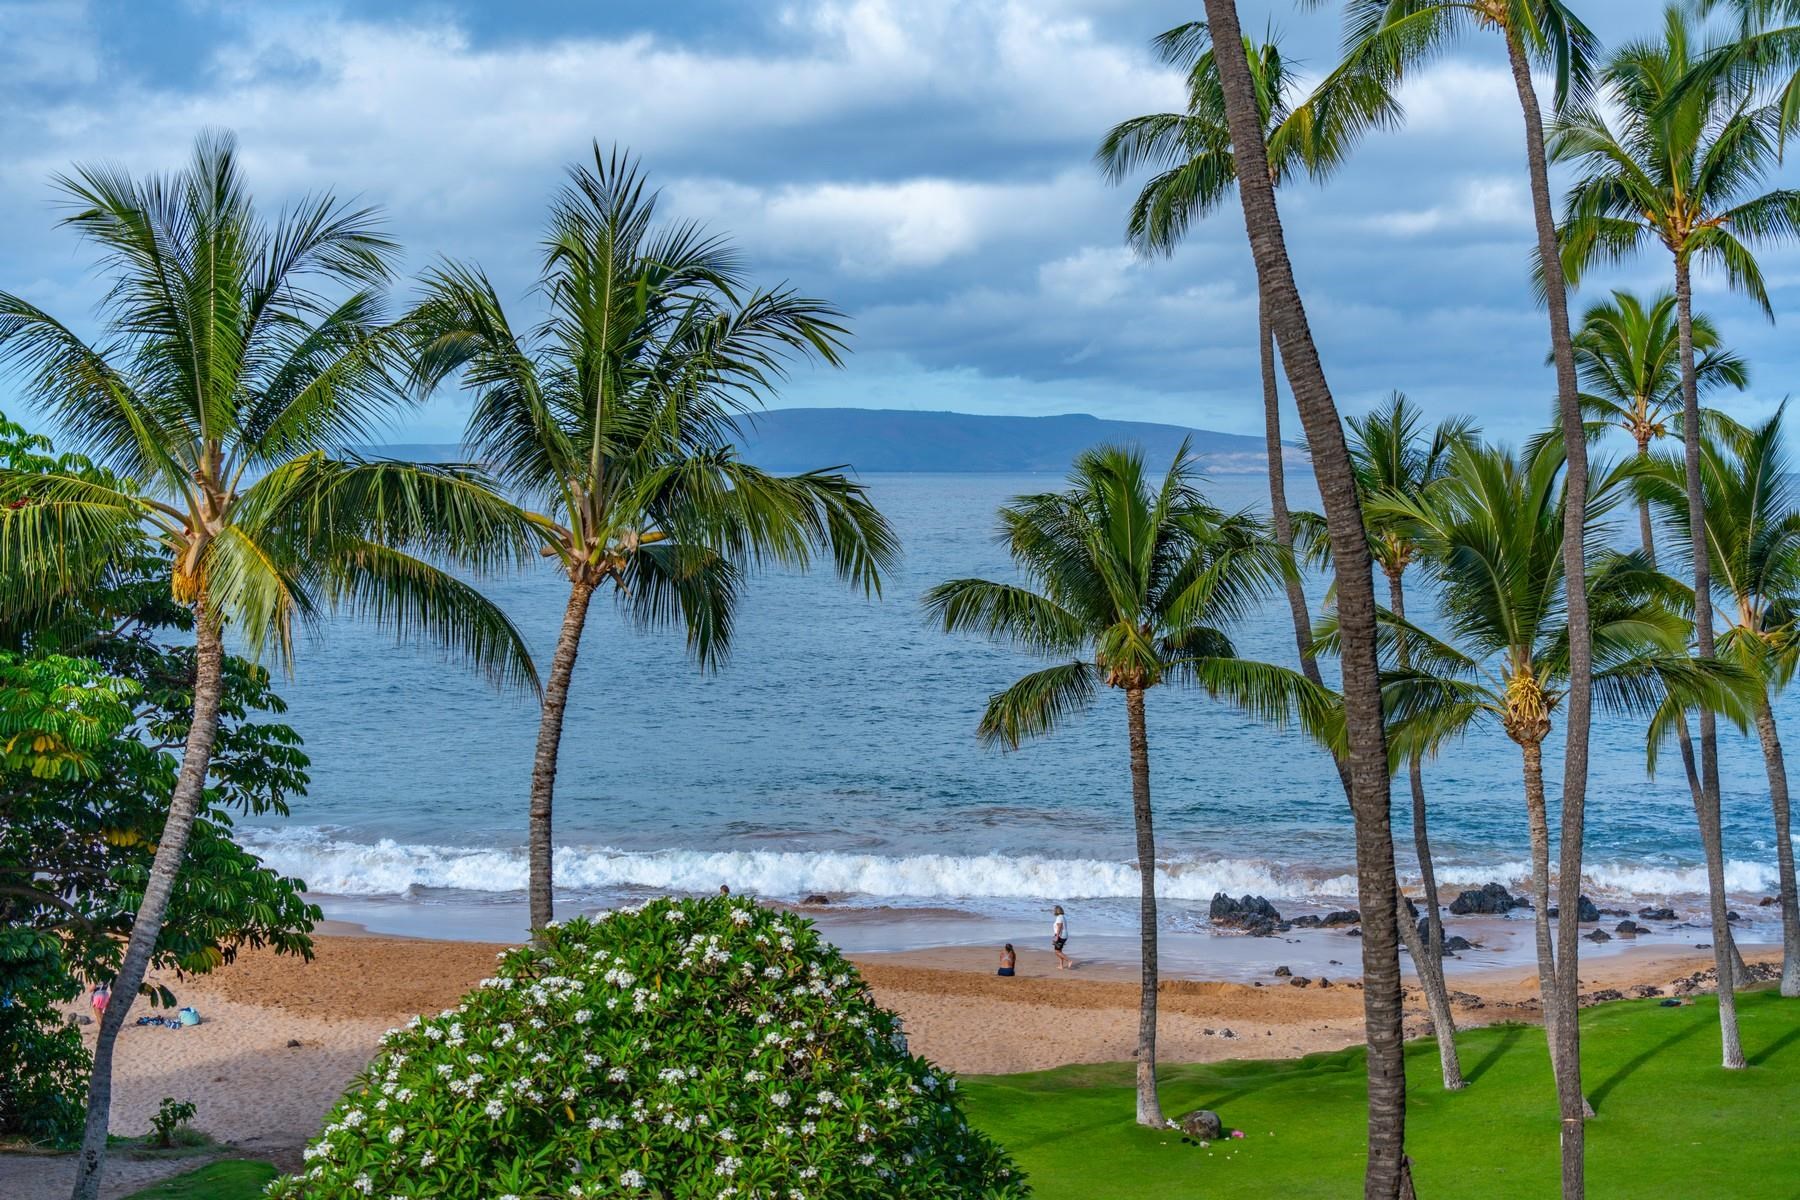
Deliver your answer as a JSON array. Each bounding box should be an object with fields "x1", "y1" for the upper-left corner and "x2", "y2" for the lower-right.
[{"x1": 177, "y1": 1006, "x2": 201, "y2": 1026}]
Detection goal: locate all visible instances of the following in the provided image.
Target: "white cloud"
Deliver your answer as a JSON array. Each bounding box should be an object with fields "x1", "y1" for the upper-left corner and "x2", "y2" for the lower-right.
[{"x1": 1362, "y1": 176, "x2": 1533, "y2": 237}]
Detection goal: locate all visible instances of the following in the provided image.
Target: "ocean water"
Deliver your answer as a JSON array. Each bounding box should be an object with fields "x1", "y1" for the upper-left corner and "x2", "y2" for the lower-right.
[{"x1": 239, "y1": 472, "x2": 1795, "y2": 946}]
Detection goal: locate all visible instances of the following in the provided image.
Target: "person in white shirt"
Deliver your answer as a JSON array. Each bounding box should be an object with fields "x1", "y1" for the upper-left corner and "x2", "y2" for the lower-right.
[{"x1": 1051, "y1": 905, "x2": 1071, "y2": 970}]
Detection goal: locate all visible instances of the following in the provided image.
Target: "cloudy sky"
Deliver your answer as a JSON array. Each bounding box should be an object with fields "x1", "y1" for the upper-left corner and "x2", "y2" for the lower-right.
[{"x1": 3, "y1": 0, "x2": 1796, "y2": 448}]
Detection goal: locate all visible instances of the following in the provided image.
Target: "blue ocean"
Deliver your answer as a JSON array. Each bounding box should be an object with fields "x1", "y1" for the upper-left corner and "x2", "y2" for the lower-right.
[{"x1": 240, "y1": 472, "x2": 1794, "y2": 948}]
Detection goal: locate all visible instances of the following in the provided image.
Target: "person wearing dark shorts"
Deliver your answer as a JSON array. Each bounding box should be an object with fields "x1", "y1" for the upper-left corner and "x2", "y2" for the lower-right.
[
  {"x1": 1051, "y1": 905, "x2": 1070, "y2": 970},
  {"x1": 997, "y1": 944, "x2": 1016, "y2": 977}
]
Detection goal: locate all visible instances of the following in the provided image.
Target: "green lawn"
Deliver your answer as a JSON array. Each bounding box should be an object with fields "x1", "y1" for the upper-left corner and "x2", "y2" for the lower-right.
[
  {"x1": 122, "y1": 992, "x2": 1800, "y2": 1199},
  {"x1": 121, "y1": 1159, "x2": 278, "y2": 1199},
  {"x1": 963, "y1": 990, "x2": 1800, "y2": 1199}
]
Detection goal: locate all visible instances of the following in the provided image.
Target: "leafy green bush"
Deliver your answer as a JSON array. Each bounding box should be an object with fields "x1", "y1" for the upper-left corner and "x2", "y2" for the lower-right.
[
  {"x1": 272, "y1": 896, "x2": 1026, "y2": 1199},
  {"x1": 0, "y1": 936, "x2": 89, "y2": 1146},
  {"x1": 150, "y1": 1098, "x2": 199, "y2": 1149}
]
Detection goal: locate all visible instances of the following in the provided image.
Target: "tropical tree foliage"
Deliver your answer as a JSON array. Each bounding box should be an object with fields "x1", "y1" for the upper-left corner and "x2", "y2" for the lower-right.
[
  {"x1": 1636, "y1": 408, "x2": 1800, "y2": 997},
  {"x1": 928, "y1": 444, "x2": 1331, "y2": 1128},
  {"x1": 0, "y1": 134, "x2": 537, "y2": 1200},
  {"x1": 1552, "y1": 5, "x2": 1800, "y2": 1069},
  {"x1": 1348, "y1": 434, "x2": 1751, "y2": 1119},
  {"x1": 407, "y1": 146, "x2": 898, "y2": 934}
]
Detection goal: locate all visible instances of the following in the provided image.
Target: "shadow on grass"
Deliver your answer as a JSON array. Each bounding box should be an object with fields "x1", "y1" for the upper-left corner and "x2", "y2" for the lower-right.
[
  {"x1": 1462, "y1": 1024, "x2": 1526, "y2": 1087},
  {"x1": 1587, "y1": 1008, "x2": 1709, "y2": 1111},
  {"x1": 1749, "y1": 1020, "x2": 1800, "y2": 1068}
]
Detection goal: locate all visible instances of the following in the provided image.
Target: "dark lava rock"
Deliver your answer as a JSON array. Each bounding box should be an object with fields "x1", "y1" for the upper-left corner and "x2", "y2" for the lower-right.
[
  {"x1": 287, "y1": 1038, "x2": 303, "y2": 1048},
  {"x1": 1220, "y1": 1028, "x2": 1238, "y2": 1039},
  {"x1": 1320, "y1": 910, "x2": 1361, "y2": 928},
  {"x1": 1290, "y1": 976, "x2": 1313, "y2": 988},
  {"x1": 1727, "y1": 911, "x2": 1742, "y2": 922},
  {"x1": 1274, "y1": 965, "x2": 1292, "y2": 977},
  {"x1": 800, "y1": 894, "x2": 830, "y2": 906},
  {"x1": 1289, "y1": 915, "x2": 1322, "y2": 928},
  {"x1": 1761, "y1": 896, "x2": 1779, "y2": 907},
  {"x1": 1178, "y1": 1109, "x2": 1224, "y2": 1141},
  {"x1": 1210, "y1": 893, "x2": 1289, "y2": 936},
  {"x1": 1583, "y1": 929, "x2": 1612, "y2": 943},
  {"x1": 1629, "y1": 984, "x2": 1664, "y2": 999},
  {"x1": 1443, "y1": 935, "x2": 1475, "y2": 952},
  {"x1": 1319, "y1": 978, "x2": 1332, "y2": 988},
  {"x1": 1546, "y1": 896, "x2": 1601, "y2": 923},
  {"x1": 1345, "y1": 927, "x2": 1362, "y2": 937},
  {"x1": 1448, "y1": 882, "x2": 1523, "y2": 915},
  {"x1": 1638, "y1": 906, "x2": 1677, "y2": 922},
  {"x1": 1614, "y1": 920, "x2": 1641, "y2": 936}
]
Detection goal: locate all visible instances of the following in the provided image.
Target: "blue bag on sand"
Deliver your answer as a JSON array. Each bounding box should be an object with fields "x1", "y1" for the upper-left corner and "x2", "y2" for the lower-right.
[{"x1": 177, "y1": 1006, "x2": 201, "y2": 1026}]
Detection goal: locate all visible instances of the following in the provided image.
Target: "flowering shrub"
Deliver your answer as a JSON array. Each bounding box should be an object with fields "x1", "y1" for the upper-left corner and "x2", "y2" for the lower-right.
[{"x1": 270, "y1": 896, "x2": 1026, "y2": 1198}]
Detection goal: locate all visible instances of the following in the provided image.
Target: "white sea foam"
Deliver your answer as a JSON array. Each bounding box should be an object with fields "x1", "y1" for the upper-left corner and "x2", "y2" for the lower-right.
[
  {"x1": 241, "y1": 828, "x2": 1361, "y2": 901},
  {"x1": 241, "y1": 827, "x2": 1783, "y2": 904}
]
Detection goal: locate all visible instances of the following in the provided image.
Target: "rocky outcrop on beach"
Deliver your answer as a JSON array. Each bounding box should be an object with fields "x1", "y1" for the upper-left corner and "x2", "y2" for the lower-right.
[
  {"x1": 1547, "y1": 896, "x2": 1601, "y2": 922},
  {"x1": 1209, "y1": 893, "x2": 1289, "y2": 936},
  {"x1": 1447, "y1": 882, "x2": 1524, "y2": 915},
  {"x1": 1638, "y1": 906, "x2": 1677, "y2": 921}
]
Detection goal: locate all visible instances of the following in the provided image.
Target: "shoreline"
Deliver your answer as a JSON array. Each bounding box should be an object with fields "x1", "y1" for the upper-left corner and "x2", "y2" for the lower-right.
[{"x1": 50, "y1": 930, "x2": 1774, "y2": 1144}]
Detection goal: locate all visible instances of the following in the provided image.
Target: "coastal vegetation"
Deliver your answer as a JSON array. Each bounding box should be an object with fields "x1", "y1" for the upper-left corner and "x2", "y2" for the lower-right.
[
  {"x1": 4, "y1": 3, "x2": 1800, "y2": 1200},
  {"x1": 926, "y1": 445, "x2": 1330, "y2": 1126},
  {"x1": 271, "y1": 896, "x2": 1023, "y2": 1199},
  {"x1": 406, "y1": 148, "x2": 898, "y2": 933}
]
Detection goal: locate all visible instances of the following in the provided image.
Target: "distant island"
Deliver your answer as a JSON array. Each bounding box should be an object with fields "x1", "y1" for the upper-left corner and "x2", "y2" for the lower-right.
[{"x1": 376, "y1": 408, "x2": 1302, "y2": 475}]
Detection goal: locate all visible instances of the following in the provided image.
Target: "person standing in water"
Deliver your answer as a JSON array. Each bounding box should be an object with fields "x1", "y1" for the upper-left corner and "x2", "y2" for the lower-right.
[{"x1": 1051, "y1": 905, "x2": 1070, "y2": 970}]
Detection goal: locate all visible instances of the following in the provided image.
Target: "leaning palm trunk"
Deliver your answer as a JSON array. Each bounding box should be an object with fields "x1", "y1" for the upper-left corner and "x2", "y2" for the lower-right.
[
  {"x1": 1675, "y1": 259, "x2": 1746, "y2": 1068},
  {"x1": 1260, "y1": 301, "x2": 1318, "y2": 668},
  {"x1": 1200, "y1": 3, "x2": 1409, "y2": 1193},
  {"x1": 71, "y1": 608, "x2": 225, "y2": 1200},
  {"x1": 528, "y1": 580, "x2": 598, "y2": 931},
  {"x1": 1388, "y1": 573, "x2": 1463, "y2": 1089},
  {"x1": 1125, "y1": 687, "x2": 1162, "y2": 1126},
  {"x1": 1506, "y1": 31, "x2": 1592, "y2": 1194},
  {"x1": 1752, "y1": 694, "x2": 1800, "y2": 996}
]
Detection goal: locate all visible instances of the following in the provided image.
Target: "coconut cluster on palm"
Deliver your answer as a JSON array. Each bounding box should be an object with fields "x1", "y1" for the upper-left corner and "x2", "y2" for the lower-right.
[{"x1": 270, "y1": 896, "x2": 1024, "y2": 1199}]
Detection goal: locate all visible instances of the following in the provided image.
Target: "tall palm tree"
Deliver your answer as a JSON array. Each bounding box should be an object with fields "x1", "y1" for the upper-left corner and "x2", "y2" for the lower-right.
[
  {"x1": 1194, "y1": 3, "x2": 1413, "y2": 1193},
  {"x1": 1570, "y1": 289, "x2": 1747, "y2": 558},
  {"x1": 1314, "y1": 5, "x2": 1603, "y2": 1187},
  {"x1": 926, "y1": 444, "x2": 1329, "y2": 1129},
  {"x1": 1095, "y1": 24, "x2": 1396, "y2": 676},
  {"x1": 1346, "y1": 394, "x2": 1476, "y2": 1090},
  {"x1": 1637, "y1": 408, "x2": 1800, "y2": 997},
  {"x1": 409, "y1": 148, "x2": 898, "y2": 932},
  {"x1": 1364, "y1": 435, "x2": 1749, "y2": 1125},
  {"x1": 1552, "y1": 5, "x2": 1800, "y2": 1067},
  {"x1": 0, "y1": 132, "x2": 540, "y2": 1200}
]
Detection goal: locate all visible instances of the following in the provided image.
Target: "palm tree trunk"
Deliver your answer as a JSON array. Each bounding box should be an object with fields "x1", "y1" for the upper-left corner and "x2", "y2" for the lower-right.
[
  {"x1": 1506, "y1": 33, "x2": 1591, "y2": 1195},
  {"x1": 70, "y1": 606, "x2": 226, "y2": 1200},
  {"x1": 1200, "y1": 3, "x2": 1408, "y2": 1193},
  {"x1": 1261, "y1": 298, "x2": 1318, "y2": 671},
  {"x1": 529, "y1": 578, "x2": 597, "y2": 932},
  {"x1": 1752, "y1": 692, "x2": 1800, "y2": 996},
  {"x1": 1388, "y1": 572, "x2": 1463, "y2": 1090},
  {"x1": 1674, "y1": 256, "x2": 1747, "y2": 1068},
  {"x1": 1522, "y1": 738, "x2": 1563, "y2": 1042},
  {"x1": 1125, "y1": 686, "x2": 1161, "y2": 1127}
]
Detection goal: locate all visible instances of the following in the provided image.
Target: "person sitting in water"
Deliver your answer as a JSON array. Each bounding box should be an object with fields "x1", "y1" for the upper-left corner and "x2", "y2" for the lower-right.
[{"x1": 997, "y1": 944, "x2": 1016, "y2": 977}]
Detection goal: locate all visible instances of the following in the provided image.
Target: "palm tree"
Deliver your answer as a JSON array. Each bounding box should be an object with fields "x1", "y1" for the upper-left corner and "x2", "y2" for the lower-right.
[
  {"x1": 927, "y1": 444, "x2": 1329, "y2": 1129},
  {"x1": 1315, "y1": 5, "x2": 1603, "y2": 1185},
  {"x1": 1363, "y1": 434, "x2": 1749, "y2": 1125},
  {"x1": 1095, "y1": 23, "x2": 1396, "y2": 676},
  {"x1": 1193, "y1": 3, "x2": 1413, "y2": 1192},
  {"x1": 408, "y1": 148, "x2": 898, "y2": 932},
  {"x1": 1346, "y1": 394, "x2": 1476, "y2": 1090},
  {"x1": 0, "y1": 132, "x2": 540, "y2": 1200},
  {"x1": 1570, "y1": 289, "x2": 1747, "y2": 558},
  {"x1": 1551, "y1": 5, "x2": 1800, "y2": 1067},
  {"x1": 1636, "y1": 408, "x2": 1800, "y2": 997}
]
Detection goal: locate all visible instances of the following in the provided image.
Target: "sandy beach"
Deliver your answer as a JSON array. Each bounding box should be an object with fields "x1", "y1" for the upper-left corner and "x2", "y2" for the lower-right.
[{"x1": 2, "y1": 922, "x2": 1777, "y2": 1199}]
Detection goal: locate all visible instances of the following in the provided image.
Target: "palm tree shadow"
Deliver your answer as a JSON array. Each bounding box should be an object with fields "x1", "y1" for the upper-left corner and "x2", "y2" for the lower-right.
[
  {"x1": 1463, "y1": 1023, "x2": 1526, "y2": 1086},
  {"x1": 1588, "y1": 1013, "x2": 1709, "y2": 1111},
  {"x1": 1749, "y1": 1022, "x2": 1800, "y2": 1067}
]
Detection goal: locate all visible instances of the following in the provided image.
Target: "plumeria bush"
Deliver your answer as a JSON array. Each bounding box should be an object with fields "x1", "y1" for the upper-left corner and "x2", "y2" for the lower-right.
[{"x1": 270, "y1": 896, "x2": 1026, "y2": 1199}]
